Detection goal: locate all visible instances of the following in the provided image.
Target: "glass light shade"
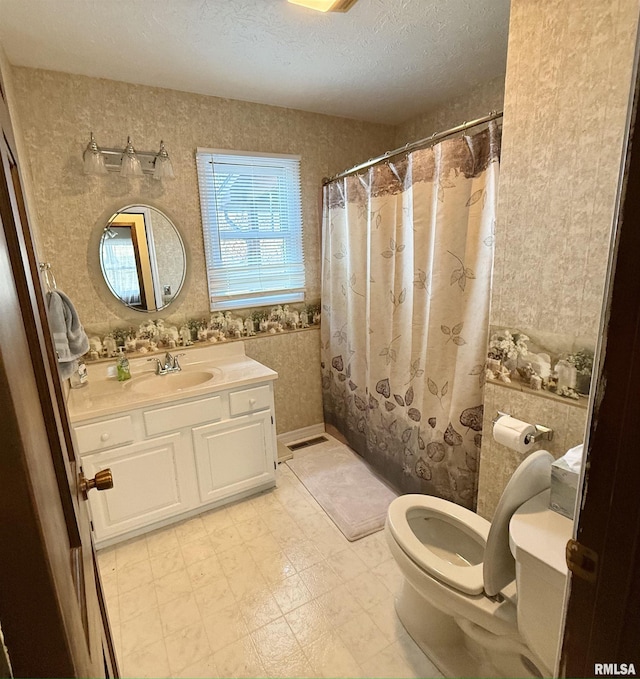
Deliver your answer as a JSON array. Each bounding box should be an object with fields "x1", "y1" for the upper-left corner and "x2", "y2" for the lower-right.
[
  {"x1": 83, "y1": 132, "x2": 107, "y2": 175},
  {"x1": 287, "y1": 0, "x2": 356, "y2": 11},
  {"x1": 153, "y1": 141, "x2": 175, "y2": 181},
  {"x1": 120, "y1": 137, "x2": 143, "y2": 177}
]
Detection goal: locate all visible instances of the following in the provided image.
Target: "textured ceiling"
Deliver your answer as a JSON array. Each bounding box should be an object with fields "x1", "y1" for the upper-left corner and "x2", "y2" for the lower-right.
[{"x1": 0, "y1": 0, "x2": 510, "y2": 124}]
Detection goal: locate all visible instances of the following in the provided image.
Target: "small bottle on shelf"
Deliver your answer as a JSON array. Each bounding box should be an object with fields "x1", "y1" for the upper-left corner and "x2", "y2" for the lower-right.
[{"x1": 116, "y1": 347, "x2": 131, "y2": 382}]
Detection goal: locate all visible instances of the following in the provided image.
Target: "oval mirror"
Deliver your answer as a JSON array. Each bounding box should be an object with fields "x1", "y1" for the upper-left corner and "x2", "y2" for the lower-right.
[{"x1": 99, "y1": 205, "x2": 186, "y2": 312}]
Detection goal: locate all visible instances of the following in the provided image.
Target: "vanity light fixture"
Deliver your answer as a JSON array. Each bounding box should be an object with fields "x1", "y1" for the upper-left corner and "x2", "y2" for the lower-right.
[
  {"x1": 82, "y1": 133, "x2": 176, "y2": 181},
  {"x1": 82, "y1": 132, "x2": 107, "y2": 175},
  {"x1": 287, "y1": 0, "x2": 359, "y2": 11},
  {"x1": 153, "y1": 141, "x2": 175, "y2": 181},
  {"x1": 120, "y1": 137, "x2": 144, "y2": 177}
]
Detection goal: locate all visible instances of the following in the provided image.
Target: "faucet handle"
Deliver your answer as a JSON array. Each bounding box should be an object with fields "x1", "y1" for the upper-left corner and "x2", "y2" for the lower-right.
[
  {"x1": 147, "y1": 357, "x2": 163, "y2": 374},
  {"x1": 173, "y1": 353, "x2": 186, "y2": 371}
]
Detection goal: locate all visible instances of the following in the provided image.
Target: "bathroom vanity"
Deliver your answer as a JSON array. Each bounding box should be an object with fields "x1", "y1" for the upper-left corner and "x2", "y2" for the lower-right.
[{"x1": 67, "y1": 343, "x2": 278, "y2": 548}]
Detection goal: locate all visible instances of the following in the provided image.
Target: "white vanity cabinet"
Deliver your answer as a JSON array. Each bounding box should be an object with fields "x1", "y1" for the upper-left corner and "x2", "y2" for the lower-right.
[
  {"x1": 70, "y1": 364, "x2": 277, "y2": 548},
  {"x1": 193, "y1": 410, "x2": 274, "y2": 504},
  {"x1": 80, "y1": 433, "x2": 192, "y2": 543}
]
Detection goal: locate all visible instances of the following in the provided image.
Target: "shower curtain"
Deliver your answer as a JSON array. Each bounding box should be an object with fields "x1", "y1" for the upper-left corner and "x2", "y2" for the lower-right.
[{"x1": 321, "y1": 122, "x2": 500, "y2": 509}]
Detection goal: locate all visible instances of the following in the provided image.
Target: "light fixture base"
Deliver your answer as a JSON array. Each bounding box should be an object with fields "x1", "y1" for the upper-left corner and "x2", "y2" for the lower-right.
[{"x1": 100, "y1": 148, "x2": 159, "y2": 175}]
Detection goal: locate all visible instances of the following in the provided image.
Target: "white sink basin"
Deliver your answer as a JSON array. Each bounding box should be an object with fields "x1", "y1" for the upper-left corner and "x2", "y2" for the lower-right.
[{"x1": 127, "y1": 368, "x2": 221, "y2": 395}]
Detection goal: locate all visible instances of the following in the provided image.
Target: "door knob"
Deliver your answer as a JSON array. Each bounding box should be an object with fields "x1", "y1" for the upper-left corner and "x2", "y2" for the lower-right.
[{"x1": 79, "y1": 468, "x2": 114, "y2": 495}]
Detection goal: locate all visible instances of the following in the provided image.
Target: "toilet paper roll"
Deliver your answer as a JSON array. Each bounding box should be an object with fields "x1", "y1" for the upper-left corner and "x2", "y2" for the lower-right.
[{"x1": 492, "y1": 415, "x2": 536, "y2": 453}]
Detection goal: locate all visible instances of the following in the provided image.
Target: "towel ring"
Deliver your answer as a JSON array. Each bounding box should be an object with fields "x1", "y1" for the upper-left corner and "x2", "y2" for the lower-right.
[{"x1": 39, "y1": 262, "x2": 57, "y2": 292}]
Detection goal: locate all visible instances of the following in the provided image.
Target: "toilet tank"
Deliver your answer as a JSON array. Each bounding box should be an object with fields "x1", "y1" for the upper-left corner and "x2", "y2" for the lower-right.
[{"x1": 509, "y1": 490, "x2": 573, "y2": 675}]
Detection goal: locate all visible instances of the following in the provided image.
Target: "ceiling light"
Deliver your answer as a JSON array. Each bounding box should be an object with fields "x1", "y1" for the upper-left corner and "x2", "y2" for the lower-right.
[{"x1": 287, "y1": 0, "x2": 359, "y2": 12}]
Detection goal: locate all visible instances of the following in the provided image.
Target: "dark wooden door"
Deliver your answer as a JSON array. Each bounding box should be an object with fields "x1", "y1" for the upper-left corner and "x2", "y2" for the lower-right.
[
  {"x1": 559, "y1": 42, "x2": 640, "y2": 679},
  {"x1": 0, "y1": 79, "x2": 116, "y2": 677}
]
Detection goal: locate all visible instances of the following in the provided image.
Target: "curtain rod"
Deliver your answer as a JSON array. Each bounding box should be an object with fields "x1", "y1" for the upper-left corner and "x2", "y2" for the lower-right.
[{"x1": 323, "y1": 110, "x2": 503, "y2": 185}]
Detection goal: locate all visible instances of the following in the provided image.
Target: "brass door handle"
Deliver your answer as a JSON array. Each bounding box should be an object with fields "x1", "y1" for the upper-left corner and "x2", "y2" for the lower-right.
[{"x1": 79, "y1": 469, "x2": 113, "y2": 494}]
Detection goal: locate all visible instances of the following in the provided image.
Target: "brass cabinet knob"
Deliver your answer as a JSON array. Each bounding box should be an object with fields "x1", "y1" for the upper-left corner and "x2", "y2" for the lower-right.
[{"x1": 79, "y1": 468, "x2": 114, "y2": 494}]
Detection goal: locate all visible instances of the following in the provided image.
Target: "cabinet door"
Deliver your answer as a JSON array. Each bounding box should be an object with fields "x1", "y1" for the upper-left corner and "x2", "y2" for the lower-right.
[
  {"x1": 82, "y1": 433, "x2": 192, "y2": 544},
  {"x1": 192, "y1": 411, "x2": 275, "y2": 505}
]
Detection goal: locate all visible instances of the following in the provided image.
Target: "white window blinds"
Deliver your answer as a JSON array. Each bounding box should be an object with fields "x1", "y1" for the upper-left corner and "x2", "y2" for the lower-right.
[{"x1": 196, "y1": 149, "x2": 305, "y2": 311}]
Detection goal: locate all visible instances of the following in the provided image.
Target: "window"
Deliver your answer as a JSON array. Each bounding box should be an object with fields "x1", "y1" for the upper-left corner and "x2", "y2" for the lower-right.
[{"x1": 196, "y1": 149, "x2": 305, "y2": 310}]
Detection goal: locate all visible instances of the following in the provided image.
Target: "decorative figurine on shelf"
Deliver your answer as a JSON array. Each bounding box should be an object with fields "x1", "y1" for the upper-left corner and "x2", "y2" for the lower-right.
[
  {"x1": 566, "y1": 349, "x2": 594, "y2": 395},
  {"x1": 516, "y1": 362, "x2": 535, "y2": 382},
  {"x1": 284, "y1": 307, "x2": 300, "y2": 329},
  {"x1": 82, "y1": 300, "x2": 324, "y2": 361},
  {"x1": 496, "y1": 364, "x2": 511, "y2": 383},
  {"x1": 162, "y1": 325, "x2": 180, "y2": 345},
  {"x1": 125, "y1": 336, "x2": 137, "y2": 353},
  {"x1": 555, "y1": 359, "x2": 577, "y2": 390},
  {"x1": 138, "y1": 320, "x2": 159, "y2": 340},
  {"x1": 103, "y1": 334, "x2": 117, "y2": 357},
  {"x1": 89, "y1": 336, "x2": 103, "y2": 357},
  {"x1": 487, "y1": 329, "x2": 529, "y2": 372},
  {"x1": 530, "y1": 374, "x2": 543, "y2": 391},
  {"x1": 271, "y1": 305, "x2": 285, "y2": 324},
  {"x1": 210, "y1": 312, "x2": 226, "y2": 332},
  {"x1": 224, "y1": 312, "x2": 236, "y2": 333},
  {"x1": 179, "y1": 325, "x2": 192, "y2": 346}
]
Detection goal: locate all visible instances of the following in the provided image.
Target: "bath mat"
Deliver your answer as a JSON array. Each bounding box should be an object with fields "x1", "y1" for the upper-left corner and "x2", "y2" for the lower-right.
[{"x1": 286, "y1": 438, "x2": 398, "y2": 541}]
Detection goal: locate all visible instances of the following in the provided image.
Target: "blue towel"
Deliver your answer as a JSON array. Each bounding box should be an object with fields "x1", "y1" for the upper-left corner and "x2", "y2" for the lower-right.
[{"x1": 46, "y1": 290, "x2": 90, "y2": 380}]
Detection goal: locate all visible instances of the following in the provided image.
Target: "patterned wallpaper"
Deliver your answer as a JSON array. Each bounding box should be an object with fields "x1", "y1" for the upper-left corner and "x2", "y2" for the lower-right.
[
  {"x1": 394, "y1": 76, "x2": 505, "y2": 147},
  {"x1": 12, "y1": 5, "x2": 633, "y2": 494},
  {"x1": 10, "y1": 68, "x2": 399, "y2": 434},
  {"x1": 477, "y1": 0, "x2": 639, "y2": 519},
  {"x1": 11, "y1": 67, "x2": 397, "y2": 333}
]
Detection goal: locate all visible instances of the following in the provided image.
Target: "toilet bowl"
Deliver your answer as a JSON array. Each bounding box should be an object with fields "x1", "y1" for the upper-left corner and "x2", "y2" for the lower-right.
[{"x1": 385, "y1": 450, "x2": 555, "y2": 678}]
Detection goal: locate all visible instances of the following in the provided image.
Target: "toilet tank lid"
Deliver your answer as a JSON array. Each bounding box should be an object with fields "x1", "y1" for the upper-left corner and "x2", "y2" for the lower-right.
[{"x1": 483, "y1": 450, "x2": 554, "y2": 597}]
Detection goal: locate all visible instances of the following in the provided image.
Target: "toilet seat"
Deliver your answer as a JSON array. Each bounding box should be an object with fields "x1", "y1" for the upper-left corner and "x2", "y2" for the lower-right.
[
  {"x1": 387, "y1": 495, "x2": 490, "y2": 595},
  {"x1": 387, "y1": 451, "x2": 555, "y2": 598}
]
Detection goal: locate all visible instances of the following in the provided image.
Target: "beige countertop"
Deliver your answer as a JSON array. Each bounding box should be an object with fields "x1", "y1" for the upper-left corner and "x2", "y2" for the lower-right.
[{"x1": 67, "y1": 342, "x2": 277, "y2": 423}]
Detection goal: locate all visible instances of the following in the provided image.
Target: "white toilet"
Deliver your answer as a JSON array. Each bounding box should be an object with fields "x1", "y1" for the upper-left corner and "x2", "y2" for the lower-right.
[{"x1": 385, "y1": 450, "x2": 563, "y2": 678}]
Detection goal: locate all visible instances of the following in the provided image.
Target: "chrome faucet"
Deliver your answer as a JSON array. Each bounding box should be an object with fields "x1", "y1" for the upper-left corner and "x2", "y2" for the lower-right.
[{"x1": 147, "y1": 352, "x2": 186, "y2": 375}]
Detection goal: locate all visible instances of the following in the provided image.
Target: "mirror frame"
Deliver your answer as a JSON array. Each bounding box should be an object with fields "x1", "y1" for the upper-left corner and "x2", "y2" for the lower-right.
[{"x1": 90, "y1": 202, "x2": 190, "y2": 319}]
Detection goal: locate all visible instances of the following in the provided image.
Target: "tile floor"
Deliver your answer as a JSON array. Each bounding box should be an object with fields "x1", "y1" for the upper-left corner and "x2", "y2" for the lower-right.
[{"x1": 98, "y1": 459, "x2": 443, "y2": 678}]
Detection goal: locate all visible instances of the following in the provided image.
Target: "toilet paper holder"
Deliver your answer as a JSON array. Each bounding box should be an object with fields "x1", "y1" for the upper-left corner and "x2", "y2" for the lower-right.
[{"x1": 492, "y1": 411, "x2": 554, "y2": 444}]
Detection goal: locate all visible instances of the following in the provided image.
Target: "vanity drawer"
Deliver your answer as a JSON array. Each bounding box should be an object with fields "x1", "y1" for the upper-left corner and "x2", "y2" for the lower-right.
[
  {"x1": 144, "y1": 395, "x2": 222, "y2": 436},
  {"x1": 74, "y1": 416, "x2": 134, "y2": 455},
  {"x1": 229, "y1": 384, "x2": 271, "y2": 416}
]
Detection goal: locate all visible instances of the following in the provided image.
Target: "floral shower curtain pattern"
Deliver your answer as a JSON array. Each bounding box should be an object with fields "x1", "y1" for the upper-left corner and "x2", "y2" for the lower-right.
[{"x1": 321, "y1": 122, "x2": 500, "y2": 509}]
